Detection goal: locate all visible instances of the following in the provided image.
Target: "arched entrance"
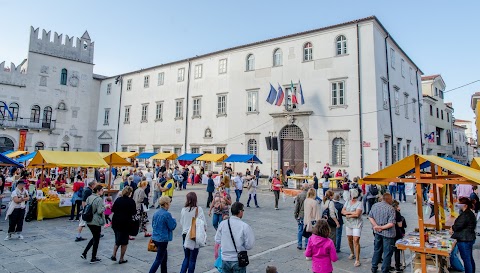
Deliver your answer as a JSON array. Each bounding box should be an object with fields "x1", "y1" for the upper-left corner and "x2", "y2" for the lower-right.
[
  {"x1": 0, "y1": 136, "x2": 15, "y2": 153},
  {"x1": 279, "y1": 125, "x2": 304, "y2": 175}
]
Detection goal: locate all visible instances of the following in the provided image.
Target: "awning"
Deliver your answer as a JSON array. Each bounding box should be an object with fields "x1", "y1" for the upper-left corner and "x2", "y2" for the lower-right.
[
  {"x1": 177, "y1": 153, "x2": 202, "y2": 161},
  {"x1": 224, "y1": 154, "x2": 262, "y2": 164},
  {"x1": 0, "y1": 153, "x2": 23, "y2": 167},
  {"x1": 6, "y1": 151, "x2": 28, "y2": 158},
  {"x1": 362, "y1": 154, "x2": 480, "y2": 185},
  {"x1": 16, "y1": 151, "x2": 37, "y2": 162},
  {"x1": 196, "y1": 153, "x2": 228, "y2": 162},
  {"x1": 28, "y1": 151, "x2": 108, "y2": 168},
  {"x1": 1, "y1": 150, "x2": 13, "y2": 155},
  {"x1": 151, "y1": 153, "x2": 178, "y2": 160},
  {"x1": 137, "y1": 152, "x2": 157, "y2": 159},
  {"x1": 101, "y1": 152, "x2": 131, "y2": 166},
  {"x1": 115, "y1": 152, "x2": 138, "y2": 159},
  {"x1": 471, "y1": 158, "x2": 480, "y2": 170}
]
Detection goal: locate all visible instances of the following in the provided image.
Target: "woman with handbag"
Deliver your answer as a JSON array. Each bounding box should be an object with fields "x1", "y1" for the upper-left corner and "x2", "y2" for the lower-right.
[
  {"x1": 133, "y1": 181, "x2": 151, "y2": 237},
  {"x1": 303, "y1": 189, "x2": 321, "y2": 251},
  {"x1": 149, "y1": 196, "x2": 177, "y2": 273},
  {"x1": 180, "y1": 192, "x2": 207, "y2": 273},
  {"x1": 111, "y1": 186, "x2": 136, "y2": 264},
  {"x1": 321, "y1": 190, "x2": 340, "y2": 246}
]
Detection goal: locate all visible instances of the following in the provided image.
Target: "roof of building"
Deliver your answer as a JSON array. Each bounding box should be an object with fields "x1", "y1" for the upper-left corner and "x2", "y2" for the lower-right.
[
  {"x1": 453, "y1": 124, "x2": 467, "y2": 129},
  {"x1": 421, "y1": 74, "x2": 441, "y2": 81},
  {"x1": 423, "y1": 95, "x2": 438, "y2": 101},
  {"x1": 454, "y1": 118, "x2": 471, "y2": 123},
  {"x1": 101, "y1": 15, "x2": 423, "y2": 80},
  {"x1": 93, "y1": 73, "x2": 107, "y2": 80}
]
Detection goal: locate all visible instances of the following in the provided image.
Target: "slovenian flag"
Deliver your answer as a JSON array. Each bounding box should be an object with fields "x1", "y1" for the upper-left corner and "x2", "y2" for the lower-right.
[
  {"x1": 299, "y1": 80, "x2": 305, "y2": 105},
  {"x1": 266, "y1": 84, "x2": 277, "y2": 104},
  {"x1": 291, "y1": 80, "x2": 298, "y2": 104},
  {"x1": 275, "y1": 84, "x2": 284, "y2": 106}
]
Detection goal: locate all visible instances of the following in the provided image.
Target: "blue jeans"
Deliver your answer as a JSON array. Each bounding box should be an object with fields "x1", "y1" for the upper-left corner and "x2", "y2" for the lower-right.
[
  {"x1": 388, "y1": 185, "x2": 397, "y2": 199},
  {"x1": 335, "y1": 224, "x2": 343, "y2": 251},
  {"x1": 180, "y1": 234, "x2": 200, "y2": 273},
  {"x1": 247, "y1": 194, "x2": 258, "y2": 207},
  {"x1": 457, "y1": 241, "x2": 476, "y2": 273},
  {"x1": 450, "y1": 244, "x2": 465, "y2": 272},
  {"x1": 149, "y1": 241, "x2": 168, "y2": 273},
  {"x1": 235, "y1": 189, "x2": 242, "y2": 202},
  {"x1": 212, "y1": 213, "x2": 223, "y2": 230},
  {"x1": 182, "y1": 181, "x2": 187, "y2": 189},
  {"x1": 371, "y1": 234, "x2": 395, "y2": 273},
  {"x1": 222, "y1": 260, "x2": 246, "y2": 273},
  {"x1": 153, "y1": 191, "x2": 162, "y2": 207},
  {"x1": 397, "y1": 185, "x2": 406, "y2": 202},
  {"x1": 297, "y1": 218, "x2": 309, "y2": 248}
]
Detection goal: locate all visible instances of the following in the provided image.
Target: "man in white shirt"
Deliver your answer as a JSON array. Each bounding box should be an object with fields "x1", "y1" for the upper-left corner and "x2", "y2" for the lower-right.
[
  {"x1": 5, "y1": 180, "x2": 29, "y2": 240},
  {"x1": 233, "y1": 173, "x2": 244, "y2": 202},
  {"x1": 303, "y1": 163, "x2": 309, "y2": 176},
  {"x1": 215, "y1": 202, "x2": 255, "y2": 273}
]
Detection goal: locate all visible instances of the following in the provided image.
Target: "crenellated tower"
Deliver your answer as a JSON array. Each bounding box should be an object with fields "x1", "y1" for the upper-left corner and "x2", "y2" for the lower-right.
[
  {"x1": 28, "y1": 26, "x2": 94, "y2": 64},
  {"x1": 0, "y1": 60, "x2": 27, "y2": 87}
]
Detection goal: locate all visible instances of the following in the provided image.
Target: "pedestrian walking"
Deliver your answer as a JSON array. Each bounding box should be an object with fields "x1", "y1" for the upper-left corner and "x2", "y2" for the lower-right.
[
  {"x1": 75, "y1": 180, "x2": 96, "y2": 242},
  {"x1": 294, "y1": 184, "x2": 309, "y2": 249},
  {"x1": 271, "y1": 174, "x2": 283, "y2": 210},
  {"x1": 133, "y1": 181, "x2": 152, "y2": 237},
  {"x1": 69, "y1": 179, "x2": 84, "y2": 221},
  {"x1": 366, "y1": 184, "x2": 379, "y2": 214},
  {"x1": 209, "y1": 188, "x2": 232, "y2": 230},
  {"x1": 312, "y1": 172, "x2": 320, "y2": 201},
  {"x1": 246, "y1": 176, "x2": 259, "y2": 208},
  {"x1": 152, "y1": 172, "x2": 165, "y2": 209},
  {"x1": 180, "y1": 192, "x2": 206, "y2": 273},
  {"x1": 206, "y1": 173, "x2": 215, "y2": 208},
  {"x1": 332, "y1": 193, "x2": 344, "y2": 253},
  {"x1": 304, "y1": 220, "x2": 338, "y2": 273},
  {"x1": 342, "y1": 189, "x2": 363, "y2": 267},
  {"x1": 5, "y1": 179, "x2": 29, "y2": 240},
  {"x1": 397, "y1": 182, "x2": 406, "y2": 203},
  {"x1": 450, "y1": 197, "x2": 476, "y2": 273},
  {"x1": 233, "y1": 173, "x2": 243, "y2": 203},
  {"x1": 303, "y1": 188, "x2": 321, "y2": 246},
  {"x1": 81, "y1": 185, "x2": 105, "y2": 264},
  {"x1": 388, "y1": 182, "x2": 397, "y2": 200},
  {"x1": 111, "y1": 186, "x2": 136, "y2": 264}
]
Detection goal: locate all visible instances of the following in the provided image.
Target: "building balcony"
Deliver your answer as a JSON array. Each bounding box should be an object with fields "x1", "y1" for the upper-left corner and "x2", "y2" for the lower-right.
[{"x1": 0, "y1": 117, "x2": 56, "y2": 131}]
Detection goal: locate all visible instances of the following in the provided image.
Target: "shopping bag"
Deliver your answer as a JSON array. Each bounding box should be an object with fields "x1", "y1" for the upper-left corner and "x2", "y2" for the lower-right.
[
  {"x1": 189, "y1": 207, "x2": 198, "y2": 241},
  {"x1": 147, "y1": 239, "x2": 157, "y2": 252}
]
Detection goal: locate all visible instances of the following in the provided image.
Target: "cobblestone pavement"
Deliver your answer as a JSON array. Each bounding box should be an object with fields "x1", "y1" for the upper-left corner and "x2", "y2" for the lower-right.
[{"x1": 1, "y1": 183, "x2": 479, "y2": 273}]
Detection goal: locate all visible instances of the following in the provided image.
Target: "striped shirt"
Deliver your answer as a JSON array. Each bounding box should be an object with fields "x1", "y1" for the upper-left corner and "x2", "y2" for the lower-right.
[{"x1": 369, "y1": 201, "x2": 396, "y2": 238}]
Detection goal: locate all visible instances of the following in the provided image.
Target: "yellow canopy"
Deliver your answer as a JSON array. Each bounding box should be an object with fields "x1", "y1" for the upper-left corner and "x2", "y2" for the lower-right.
[
  {"x1": 28, "y1": 150, "x2": 108, "y2": 168},
  {"x1": 115, "y1": 152, "x2": 138, "y2": 159},
  {"x1": 471, "y1": 158, "x2": 480, "y2": 170},
  {"x1": 151, "y1": 153, "x2": 178, "y2": 160},
  {"x1": 100, "y1": 152, "x2": 131, "y2": 166},
  {"x1": 196, "y1": 153, "x2": 228, "y2": 162},
  {"x1": 6, "y1": 151, "x2": 28, "y2": 158},
  {"x1": 362, "y1": 154, "x2": 480, "y2": 185}
]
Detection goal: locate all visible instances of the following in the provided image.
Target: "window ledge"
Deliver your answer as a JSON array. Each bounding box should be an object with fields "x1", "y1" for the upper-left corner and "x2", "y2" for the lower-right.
[
  {"x1": 103, "y1": 123, "x2": 109, "y2": 126},
  {"x1": 192, "y1": 115, "x2": 202, "y2": 119},
  {"x1": 302, "y1": 59, "x2": 313, "y2": 63},
  {"x1": 155, "y1": 118, "x2": 163, "y2": 122},
  {"x1": 217, "y1": 113, "x2": 227, "y2": 117},
  {"x1": 141, "y1": 120, "x2": 148, "y2": 123},
  {"x1": 123, "y1": 121, "x2": 130, "y2": 124},
  {"x1": 335, "y1": 54, "x2": 349, "y2": 57},
  {"x1": 246, "y1": 111, "x2": 259, "y2": 115},
  {"x1": 175, "y1": 117, "x2": 184, "y2": 120},
  {"x1": 245, "y1": 70, "x2": 255, "y2": 72},
  {"x1": 272, "y1": 65, "x2": 283, "y2": 68},
  {"x1": 329, "y1": 105, "x2": 348, "y2": 110}
]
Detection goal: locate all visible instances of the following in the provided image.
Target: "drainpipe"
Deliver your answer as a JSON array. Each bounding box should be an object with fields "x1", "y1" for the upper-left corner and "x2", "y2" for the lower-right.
[
  {"x1": 415, "y1": 68, "x2": 423, "y2": 154},
  {"x1": 184, "y1": 60, "x2": 192, "y2": 153},
  {"x1": 356, "y1": 23, "x2": 364, "y2": 177},
  {"x1": 384, "y1": 34, "x2": 395, "y2": 164},
  {"x1": 115, "y1": 76, "x2": 123, "y2": 152}
]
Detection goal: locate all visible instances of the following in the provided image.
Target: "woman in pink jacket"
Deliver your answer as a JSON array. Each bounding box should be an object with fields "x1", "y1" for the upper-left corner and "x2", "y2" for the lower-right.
[{"x1": 305, "y1": 220, "x2": 338, "y2": 273}]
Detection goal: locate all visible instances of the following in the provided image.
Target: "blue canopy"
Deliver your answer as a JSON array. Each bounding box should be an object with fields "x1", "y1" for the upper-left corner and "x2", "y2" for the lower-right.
[
  {"x1": 0, "y1": 153, "x2": 23, "y2": 167},
  {"x1": 1, "y1": 150, "x2": 13, "y2": 155},
  {"x1": 224, "y1": 154, "x2": 262, "y2": 164},
  {"x1": 136, "y1": 152, "x2": 157, "y2": 159},
  {"x1": 177, "y1": 153, "x2": 202, "y2": 161},
  {"x1": 15, "y1": 151, "x2": 37, "y2": 162}
]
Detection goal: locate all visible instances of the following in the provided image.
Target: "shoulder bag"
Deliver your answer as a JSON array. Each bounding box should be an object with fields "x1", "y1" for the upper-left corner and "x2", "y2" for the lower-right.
[
  {"x1": 227, "y1": 219, "x2": 249, "y2": 267},
  {"x1": 322, "y1": 200, "x2": 337, "y2": 227},
  {"x1": 189, "y1": 207, "x2": 198, "y2": 241},
  {"x1": 147, "y1": 238, "x2": 157, "y2": 252}
]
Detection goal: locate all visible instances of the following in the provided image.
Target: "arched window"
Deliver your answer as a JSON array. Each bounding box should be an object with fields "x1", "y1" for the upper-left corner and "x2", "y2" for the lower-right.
[
  {"x1": 8, "y1": 103, "x2": 19, "y2": 121},
  {"x1": 303, "y1": 42, "x2": 313, "y2": 61},
  {"x1": 42, "y1": 106, "x2": 52, "y2": 128},
  {"x1": 332, "y1": 137, "x2": 346, "y2": 165},
  {"x1": 0, "y1": 136, "x2": 14, "y2": 153},
  {"x1": 30, "y1": 105, "x2": 41, "y2": 123},
  {"x1": 35, "y1": 142, "x2": 45, "y2": 151},
  {"x1": 247, "y1": 139, "x2": 258, "y2": 156},
  {"x1": 273, "y1": 48, "x2": 282, "y2": 67},
  {"x1": 246, "y1": 54, "x2": 255, "y2": 71},
  {"x1": 0, "y1": 101, "x2": 6, "y2": 120},
  {"x1": 60, "y1": 68, "x2": 68, "y2": 85},
  {"x1": 336, "y1": 35, "x2": 347, "y2": 55},
  {"x1": 61, "y1": 142, "x2": 69, "y2": 151},
  {"x1": 57, "y1": 102, "x2": 66, "y2": 110}
]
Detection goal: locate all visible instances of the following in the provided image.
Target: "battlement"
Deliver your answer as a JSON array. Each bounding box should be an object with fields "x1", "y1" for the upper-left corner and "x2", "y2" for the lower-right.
[
  {"x1": 29, "y1": 27, "x2": 94, "y2": 64},
  {"x1": 0, "y1": 61, "x2": 27, "y2": 87}
]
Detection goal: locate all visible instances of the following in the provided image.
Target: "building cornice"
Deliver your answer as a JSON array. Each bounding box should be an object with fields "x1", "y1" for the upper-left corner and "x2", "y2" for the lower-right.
[{"x1": 269, "y1": 111, "x2": 313, "y2": 118}]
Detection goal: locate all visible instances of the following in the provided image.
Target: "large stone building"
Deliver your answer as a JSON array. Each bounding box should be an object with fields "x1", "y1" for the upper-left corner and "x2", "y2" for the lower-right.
[{"x1": 0, "y1": 27, "x2": 101, "y2": 153}]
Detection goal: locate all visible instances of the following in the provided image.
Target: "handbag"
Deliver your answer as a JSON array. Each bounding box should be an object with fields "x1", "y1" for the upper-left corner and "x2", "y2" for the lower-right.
[
  {"x1": 302, "y1": 225, "x2": 312, "y2": 238},
  {"x1": 227, "y1": 219, "x2": 249, "y2": 267},
  {"x1": 189, "y1": 207, "x2": 198, "y2": 241},
  {"x1": 129, "y1": 213, "x2": 140, "y2": 236},
  {"x1": 322, "y1": 200, "x2": 337, "y2": 227},
  {"x1": 147, "y1": 238, "x2": 157, "y2": 252}
]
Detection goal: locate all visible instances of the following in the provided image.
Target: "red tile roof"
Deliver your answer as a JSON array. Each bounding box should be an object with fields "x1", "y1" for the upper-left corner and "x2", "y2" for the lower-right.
[{"x1": 454, "y1": 119, "x2": 471, "y2": 123}]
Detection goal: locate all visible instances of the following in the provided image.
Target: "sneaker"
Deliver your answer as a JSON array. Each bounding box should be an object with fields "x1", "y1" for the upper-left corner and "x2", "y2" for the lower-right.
[
  {"x1": 256, "y1": 206, "x2": 260, "y2": 208},
  {"x1": 297, "y1": 246, "x2": 302, "y2": 250},
  {"x1": 275, "y1": 207, "x2": 279, "y2": 210},
  {"x1": 68, "y1": 218, "x2": 74, "y2": 221},
  {"x1": 90, "y1": 258, "x2": 101, "y2": 264},
  {"x1": 246, "y1": 205, "x2": 251, "y2": 208},
  {"x1": 306, "y1": 257, "x2": 312, "y2": 261},
  {"x1": 17, "y1": 234, "x2": 24, "y2": 240},
  {"x1": 4, "y1": 234, "x2": 11, "y2": 241},
  {"x1": 75, "y1": 237, "x2": 87, "y2": 242},
  {"x1": 80, "y1": 253, "x2": 87, "y2": 260},
  {"x1": 100, "y1": 234, "x2": 104, "y2": 238}
]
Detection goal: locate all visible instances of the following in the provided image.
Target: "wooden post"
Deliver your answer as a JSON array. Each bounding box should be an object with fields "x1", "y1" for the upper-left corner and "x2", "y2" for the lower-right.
[{"x1": 414, "y1": 155, "x2": 427, "y2": 273}]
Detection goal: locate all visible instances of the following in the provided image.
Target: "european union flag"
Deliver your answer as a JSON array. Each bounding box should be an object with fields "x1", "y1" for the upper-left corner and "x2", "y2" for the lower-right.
[{"x1": 266, "y1": 84, "x2": 277, "y2": 104}]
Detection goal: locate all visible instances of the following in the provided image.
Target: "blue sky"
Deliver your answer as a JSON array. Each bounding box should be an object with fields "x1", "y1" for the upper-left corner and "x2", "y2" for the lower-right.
[{"x1": 1, "y1": 0, "x2": 479, "y2": 123}]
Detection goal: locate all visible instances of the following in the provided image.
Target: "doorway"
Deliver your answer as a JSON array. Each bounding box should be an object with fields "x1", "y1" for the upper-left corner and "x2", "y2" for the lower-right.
[
  {"x1": 279, "y1": 125, "x2": 304, "y2": 175},
  {"x1": 100, "y1": 144, "x2": 110, "y2": 152}
]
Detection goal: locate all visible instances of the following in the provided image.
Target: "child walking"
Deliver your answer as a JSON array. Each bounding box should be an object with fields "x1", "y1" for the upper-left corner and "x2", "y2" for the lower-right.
[
  {"x1": 305, "y1": 220, "x2": 338, "y2": 273},
  {"x1": 104, "y1": 196, "x2": 113, "y2": 228}
]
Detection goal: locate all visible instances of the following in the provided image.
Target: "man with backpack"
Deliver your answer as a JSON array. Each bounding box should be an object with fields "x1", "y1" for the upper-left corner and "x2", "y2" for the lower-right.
[
  {"x1": 366, "y1": 184, "x2": 379, "y2": 214},
  {"x1": 75, "y1": 180, "x2": 96, "y2": 242}
]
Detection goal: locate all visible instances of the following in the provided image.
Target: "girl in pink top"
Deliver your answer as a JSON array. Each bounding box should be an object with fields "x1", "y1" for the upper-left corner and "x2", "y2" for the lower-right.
[
  {"x1": 305, "y1": 220, "x2": 338, "y2": 273},
  {"x1": 104, "y1": 196, "x2": 113, "y2": 228}
]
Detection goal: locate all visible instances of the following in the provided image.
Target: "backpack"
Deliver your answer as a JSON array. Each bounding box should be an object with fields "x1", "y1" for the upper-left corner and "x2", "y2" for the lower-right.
[
  {"x1": 369, "y1": 185, "x2": 379, "y2": 196},
  {"x1": 77, "y1": 187, "x2": 84, "y2": 198},
  {"x1": 81, "y1": 196, "x2": 98, "y2": 222},
  {"x1": 322, "y1": 200, "x2": 337, "y2": 227}
]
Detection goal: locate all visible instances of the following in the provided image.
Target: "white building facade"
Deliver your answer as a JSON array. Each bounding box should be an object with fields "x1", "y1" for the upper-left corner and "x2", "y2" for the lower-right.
[
  {"x1": 95, "y1": 16, "x2": 423, "y2": 177},
  {"x1": 452, "y1": 124, "x2": 468, "y2": 164},
  {"x1": 454, "y1": 119, "x2": 476, "y2": 162}
]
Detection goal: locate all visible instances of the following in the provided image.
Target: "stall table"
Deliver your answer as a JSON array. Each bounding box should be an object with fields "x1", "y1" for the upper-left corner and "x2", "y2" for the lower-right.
[
  {"x1": 286, "y1": 175, "x2": 312, "y2": 189},
  {"x1": 328, "y1": 177, "x2": 344, "y2": 189},
  {"x1": 37, "y1": 198, "x2": 72, "y2": 221}
]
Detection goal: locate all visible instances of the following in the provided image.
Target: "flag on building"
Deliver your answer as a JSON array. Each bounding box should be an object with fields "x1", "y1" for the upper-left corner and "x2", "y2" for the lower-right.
[
  {"x1": 299, "y1": 80, "x2": 305, "y2": 105},
  {"x1": 291, "y1": 80, "x2": 298, "y2": 104},
  {"x1": 1, "y1": 102, "x2": 14, "y2": 119},
  {"x1": 266, "y1": 83, "x2": 277, "y2": 104},
  {"x1": 275, "y1": 84, "x2": 284, "y2": 106}
]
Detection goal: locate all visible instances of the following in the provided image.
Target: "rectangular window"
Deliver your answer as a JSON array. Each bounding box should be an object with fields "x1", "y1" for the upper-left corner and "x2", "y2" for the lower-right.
[
  {"x1": 174, "y1": 147, "x2": 182, "y2": 156},
  {"x1": 331, "y1": 81, "x2": 345, "y2": 106},
  {"x1": 193, "y1": 98, "x2": 201, "y2": 117},
  {"x1": 107, "y1": 83, "x2": 111, "y2": 94},
  {"x1": 390, "y1": 48, "x2": 395, "y2": 68},
  {"x1": 219, "y1": 58, "x2": 227, "y2": 74},
  {"x1": 191, "y1": 147, "x2": 200, "y2": 154},
  {"x1": 436, "y1": 108, "x2": 439, "y2": 118},
  {"x1": 439, "y1": 90, "x2": 444, "y2": 99},
  {"x1": 138, "y1": 147, "x2": 145, "y2": 162},
  {"x1": 401, "y1": 59, "x2": 405, "y2": 77},
  {"x1": 122, "y1": 147, "x2": 127, "y2": 152},
  {"x1": 126, "y1": 79, "x2": 132, "y2": 91},
  {"x1": 141, "y1": 104, "x2": 148, "y2": 122},
  {"x1": 404, "y1": 94, "x2": 409, "y2": 119},
  {"x1": 436, "y1": 127, "x2": 442, "y2": 145},
  {"x1": 406, "y1": 141, "x2": 411, "y2": 156},
  {"x1": 103, "y1": 109, "x2": 110, "y2": 125},
  {"x1": 124, "y1": 106, "x2": 130, "y2": 123},
  {"x1": 409, "y1": 67, "x2": 414, "y2": 84},
  {"x1": 144, "y1": 75, "x2": 150, "y2": 88},
  {"x1": 175, "y1": 100, "x2": 183, "y2": 119},
  {"x1": 216, "y1": 147, "x2": 226, "y2": 154},
  {"x1": 194, "y1": 64, "x2": 202, "y2": 79},
  {"x1": 412, "y1": 99, "x2": 417, "y2": 123},
  {"x1": 382, "y1": 81, "x2": 389, "y2": 109},
  {"x1": 247, "y1": 91, "x2": 258, "y2": 112},
  {"x1": 217, "y1": 95, "x2": 227, "y2": 115},
  {"x1": 178, "y1": 68, "x2": 185, "y2": 82},
  {"x1": 435, "y1": 87, "x2": 438, "y2": 96},
  {"x1": 441, "y1": 110, "x2": 444, "y2": 120},
  {"x1": 396, "y1": 141, "x2": 401, "y2": 162},
  {"x1": 157, "y1": 72, "x2": 164, "y2": 86},
  {"x1": 447, "y1": 112, "x2": 450, "y2": 122},
  {"x1": 394, "y1": 89, "x2": 399, "y2": 114},
  {"x1": 385, "y1": 139, "x2": 390, "y2": 167},
  {"x1": 430, "y1": 105, "x2": 433, "y2": 116},
  {"x1": 155, "y1": 102, "x2": 163, "y2": 121}
]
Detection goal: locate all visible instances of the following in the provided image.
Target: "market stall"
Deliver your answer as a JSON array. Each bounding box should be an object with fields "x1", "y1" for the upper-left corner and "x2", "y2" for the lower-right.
[
  {"x1": 5, "y1": 150, "x2": 28, "y2": 159},
  {"x1": 361, "y1": 154, "x2": 480, "y2": 273},
  {"x1": 0, "y1": 153, "x2": 23, "y2": 167},
  {"x1": 15, "y1": 151, "x2": 37, "y2": 163},
  {"x1": 177, "y1": 153, "x2": 202, "y2": 167},
  {"x1": 99, "y1": 152, "x2": 131, "y2": 196},
  {"x1": 197, "y1": 153, "x2": 227, "y2": 177}
]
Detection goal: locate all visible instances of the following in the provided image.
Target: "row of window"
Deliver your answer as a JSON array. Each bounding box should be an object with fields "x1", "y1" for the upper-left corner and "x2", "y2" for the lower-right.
[
  {"x1": 384, "y1": 138, "x2": 413, "y2": 166},
  {"x1": 33, "y1": 142, "x2": 70, "y2": 151},
  {"x1": 0, "y1": 102, "x2": 54, "y2": 123},
  {"x1": 381, "y1": 81, "x2": 417, "y2": 122},
  {"x1": 390, "y1": 48, "x2": 416, "y2": 85},
  {"x1": 428, "y1": 105, "x2": 450, "y2": 122}
]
